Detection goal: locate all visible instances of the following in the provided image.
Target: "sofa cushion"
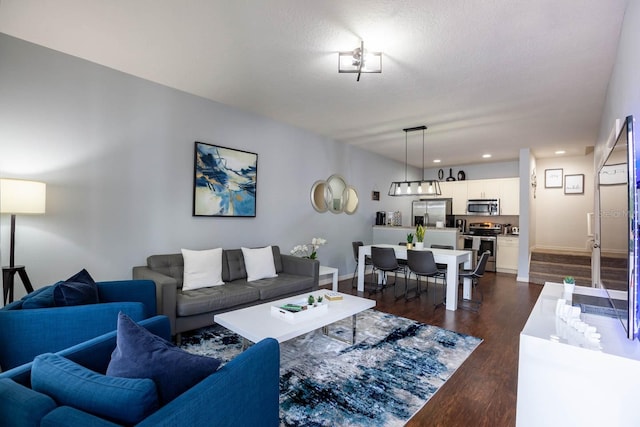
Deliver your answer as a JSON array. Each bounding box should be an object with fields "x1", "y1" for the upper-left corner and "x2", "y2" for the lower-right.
[
  {"x1": 53, "y1": 269, "x2": 100, "y2": 307},
  {"x1": 241, "y1": 246, "x2": 278, "y2": 282},
  {"x1": 176, "y1": 283, "x2": 260, "y2": 316},
  {"x1": 21, "y1": 285, "x2": 56, "y2": 309},
  {"x1": 181, "y1": 248, "x2": 225, "y2": 290},
  {"x1": 147, "y1": 253, "x2": 184, "y2": 286},
  {"x1": 31, "y1": 353, "x2": 159, "y2": 426},
  {"x1": 246, "y1": 273, "x2": 316, "y2": 301},
  {"x1": 107, "y1": 312, "x2": 221, "y2": 404},
  {"x1": 223, "y1": 249, "x2": 247, "y2": 282}
]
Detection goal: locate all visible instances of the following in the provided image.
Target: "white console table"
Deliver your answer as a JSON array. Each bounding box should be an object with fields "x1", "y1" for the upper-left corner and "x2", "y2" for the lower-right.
[
  {"x1": 516, "y1": 282, "x2": 640, "y2": 426},
  {"x1": 318, "y1": 265, "x2": 338, "y2": 292}
]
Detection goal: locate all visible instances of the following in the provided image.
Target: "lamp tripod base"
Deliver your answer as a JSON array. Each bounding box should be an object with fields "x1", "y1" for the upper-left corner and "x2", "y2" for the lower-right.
[{"x1": 2, "y1": 265, "x2": 34, "y2": 305}]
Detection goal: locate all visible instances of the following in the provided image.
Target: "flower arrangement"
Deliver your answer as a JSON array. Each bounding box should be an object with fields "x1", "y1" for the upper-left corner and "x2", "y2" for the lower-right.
[{"x1": 290, "y1": 237, "x2": 327, "y2": 260}]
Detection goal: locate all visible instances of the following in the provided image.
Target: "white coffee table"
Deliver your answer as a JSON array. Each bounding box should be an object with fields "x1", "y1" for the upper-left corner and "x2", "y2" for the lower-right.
[{"x1": 214, "y1": 291, "x2": 375, "y2": 348}]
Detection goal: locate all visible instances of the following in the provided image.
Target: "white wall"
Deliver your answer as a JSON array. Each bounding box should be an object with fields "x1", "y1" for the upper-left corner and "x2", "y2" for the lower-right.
[
  {"x1": 596, "y1": 0, "x2": 640, "y2": 167},
  {"x1": 0, "y1": 34, "x2": 416, "y2": 301},
  {"x1": 534, "y1": 153, "x2": 595, "y2": 251}
]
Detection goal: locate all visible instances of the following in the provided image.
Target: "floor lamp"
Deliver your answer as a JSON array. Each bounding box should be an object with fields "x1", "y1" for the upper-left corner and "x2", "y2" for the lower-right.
[{"x1": 0, "y1": 178, "x2": 46, "y2": 304}]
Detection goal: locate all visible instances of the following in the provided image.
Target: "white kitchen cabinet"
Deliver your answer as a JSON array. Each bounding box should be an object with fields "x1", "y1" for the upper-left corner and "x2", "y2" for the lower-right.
[
  {"x1": 497, "y1": 235, "x2": 519, "y2": 274},
  {"x1": 466, "y1": 179, "x2": 500, "y2": 200},
  {"x1": 439, "y1": 180, "x2": 468, "y2": 215}
]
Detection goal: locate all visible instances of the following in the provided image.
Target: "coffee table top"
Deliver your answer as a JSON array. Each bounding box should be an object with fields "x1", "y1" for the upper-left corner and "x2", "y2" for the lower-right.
[{"x1": 214, "y1": 291, "x2": 376, "y2": 344}]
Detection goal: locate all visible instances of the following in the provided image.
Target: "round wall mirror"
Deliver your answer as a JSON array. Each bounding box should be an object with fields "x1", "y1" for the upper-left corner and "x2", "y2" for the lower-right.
[
  {"x1": 344, "y1": 186, "x2": 359, "y2": 214},
  {"x1": 310, "y1": 180, "x2": 328, "y2": 213},
  {"x1": 310, "y1": 174, "x2": 359, "y2": 214},
  {"x1": 327, "y1": 174, "x2": 347, "y2": 214}
]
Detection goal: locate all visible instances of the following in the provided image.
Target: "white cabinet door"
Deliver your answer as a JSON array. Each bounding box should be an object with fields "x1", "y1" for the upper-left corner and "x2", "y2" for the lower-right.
[
  {"x1": 466, "y1": 179, "x2": 500, "y2": 200},
  {"x1": 497, "y1": 236, "x2": 519, "y2": 273},
  {"x1": 441, "y1": 181, "x2": 468, "y2": 214}
]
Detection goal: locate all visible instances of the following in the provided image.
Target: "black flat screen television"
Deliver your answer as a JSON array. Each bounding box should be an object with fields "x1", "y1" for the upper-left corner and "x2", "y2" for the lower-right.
[{"x1": 597, "y1": 115, "x2": 638, "y2": 340}]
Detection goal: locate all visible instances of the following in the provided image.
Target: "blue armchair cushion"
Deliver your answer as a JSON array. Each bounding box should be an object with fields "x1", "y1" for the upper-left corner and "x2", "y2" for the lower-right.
[
  {"x1": 53, "y1": 268, "x2": 100, "y2": 306},
  {"x1": 31, "y1": 353, "x2": 159, "y2": 425},
  {"x1": 107, "y1": 312, "x2": 222, "y2": 404},
  {"x1": 21, "y1": 285, "x2": 56, "y2": 309}
]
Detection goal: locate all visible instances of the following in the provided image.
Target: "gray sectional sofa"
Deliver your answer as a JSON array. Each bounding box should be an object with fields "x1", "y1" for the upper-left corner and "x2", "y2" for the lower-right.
[{"x1": 133, "y1": 246, "x2": 319, "y2": 340}]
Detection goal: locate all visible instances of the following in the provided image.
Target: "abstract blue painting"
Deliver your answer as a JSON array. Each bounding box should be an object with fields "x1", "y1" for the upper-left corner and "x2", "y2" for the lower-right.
[{"x1": 193, "y1": 142, "x2": 257, "y2": 217}]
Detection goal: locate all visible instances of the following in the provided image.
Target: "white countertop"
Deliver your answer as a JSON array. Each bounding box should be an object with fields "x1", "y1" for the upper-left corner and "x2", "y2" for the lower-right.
[{"x1": 372, "y1": 225, "x2": 458, "y2": 232}]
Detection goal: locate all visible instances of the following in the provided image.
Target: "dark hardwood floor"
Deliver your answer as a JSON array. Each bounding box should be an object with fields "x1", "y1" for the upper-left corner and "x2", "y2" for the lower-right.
[{"x1": 331, "y1": 272, "x2": 543, "y2": 427}]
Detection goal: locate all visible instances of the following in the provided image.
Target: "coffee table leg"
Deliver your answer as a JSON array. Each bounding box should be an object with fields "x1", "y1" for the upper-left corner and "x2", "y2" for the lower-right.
[
  {"x1": 321, "y1": 314, "x2": 358, "y2": 345},
  {"x1": 242, "y1": 337, "x2": 251, "y2": 351}
]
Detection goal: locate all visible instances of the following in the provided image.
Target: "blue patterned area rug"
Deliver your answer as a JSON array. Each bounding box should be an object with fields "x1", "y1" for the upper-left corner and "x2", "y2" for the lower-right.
[{"x1": 181, "y1": 309, "x2": 482, "y2": 427}]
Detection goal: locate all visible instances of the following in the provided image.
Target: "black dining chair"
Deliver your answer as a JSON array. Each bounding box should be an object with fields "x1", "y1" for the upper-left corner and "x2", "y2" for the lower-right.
[
  {"x1": 351, "y1": 241, "x2": 373, "y2": 288},
  {"x1": 405, "y1": 250, "x2": 446, "y2": 302},
  {"x1": 458, "y1": 250, "x2": 491, "y2": 311},
  {"x1": 370, "y1": 246, "x2": 406, "y2": 297},
  {"x1": 430, "y1": 244, "x2": 454, "y2": 271}
]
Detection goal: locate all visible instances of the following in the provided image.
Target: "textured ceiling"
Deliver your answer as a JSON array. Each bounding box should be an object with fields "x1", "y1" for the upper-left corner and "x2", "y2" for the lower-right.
[{"x1": 0, "y1": 0, "x2": 628, "y2": 167}]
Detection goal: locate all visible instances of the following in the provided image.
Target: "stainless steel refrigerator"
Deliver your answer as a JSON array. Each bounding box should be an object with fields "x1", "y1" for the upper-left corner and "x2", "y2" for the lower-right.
[{"x1": 412, "y1": 198, "x2": 453, "y2": 227}]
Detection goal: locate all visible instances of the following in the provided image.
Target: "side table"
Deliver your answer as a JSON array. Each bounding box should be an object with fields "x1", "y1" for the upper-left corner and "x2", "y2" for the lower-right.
[
  {"x1": 319, "y1": 265, "x2": 339, "y2": 292},
  {"x1": 2, "y1": 265, "x2": 34, "y2": 305}
]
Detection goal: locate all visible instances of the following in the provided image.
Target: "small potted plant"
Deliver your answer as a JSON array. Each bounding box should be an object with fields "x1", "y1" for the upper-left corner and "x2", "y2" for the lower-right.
[
  {"x1": 406, "y1": 233, "x2": 414, "y2": 250},
  {"x1": 563, "y1": 276, "x2": 575, "y2": 295},
  {"x1": 415, "y1": 225, "x2": 425, "y2": 249},
  {"x1": 308, "y1": 294, "x2": 315, "y2": 306}
]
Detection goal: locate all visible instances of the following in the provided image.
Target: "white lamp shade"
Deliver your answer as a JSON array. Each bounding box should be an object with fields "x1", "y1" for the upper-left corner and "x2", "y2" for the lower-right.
[{"x1": 0, "y1": 179, "x2": 46, "y2": 214}]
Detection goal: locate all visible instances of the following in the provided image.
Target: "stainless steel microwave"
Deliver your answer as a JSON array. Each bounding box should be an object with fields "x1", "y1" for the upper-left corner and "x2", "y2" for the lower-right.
[{"x1": 466, "y1": 199, "x2": 500, "y2": 216}]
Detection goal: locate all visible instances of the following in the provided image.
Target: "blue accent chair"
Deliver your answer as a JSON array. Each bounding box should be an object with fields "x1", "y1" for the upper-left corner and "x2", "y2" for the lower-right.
[
  {"x1": 0, "y1": 279, "x2": 157, "y2": 371},
  {"x1": 0, "y1": 315, "x2": 280, "y2": 427}
]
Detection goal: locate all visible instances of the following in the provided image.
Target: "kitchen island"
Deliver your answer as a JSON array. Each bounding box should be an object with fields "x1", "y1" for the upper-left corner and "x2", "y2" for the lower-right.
[{"x1": 372, "y1": 225, "x2": 460, "y2": 249}]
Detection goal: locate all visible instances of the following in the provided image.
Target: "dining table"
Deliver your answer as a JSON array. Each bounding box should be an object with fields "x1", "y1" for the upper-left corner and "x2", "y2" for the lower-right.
[{"x1": 357, "y1": 244, "x2": 473, "y2": 311}]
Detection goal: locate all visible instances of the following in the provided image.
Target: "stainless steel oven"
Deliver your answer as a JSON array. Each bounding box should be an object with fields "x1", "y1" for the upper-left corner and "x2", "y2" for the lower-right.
[
  {"x1": 462, "y1": 222, "x2": 501, "y2": 272},
  {"x1": 462, "y1": 236, "x2": 497, "y2": 272}
]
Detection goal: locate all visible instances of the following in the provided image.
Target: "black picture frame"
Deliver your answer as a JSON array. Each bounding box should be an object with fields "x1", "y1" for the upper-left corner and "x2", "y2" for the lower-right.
[{"x1": 193, "y1": 141, "x2": 257, "y2": 217}]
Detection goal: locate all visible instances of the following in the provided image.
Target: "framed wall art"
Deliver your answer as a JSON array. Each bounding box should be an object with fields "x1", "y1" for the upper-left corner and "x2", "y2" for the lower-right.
[
  {"x1": 564, "y1": 174, "x2": 584, "y2": 195},
  {"x1": 544, "y1": 168, "x2": 563, "y2": 188},
  {"x1": 193, "y1": 141, "x2": 257, "y2": 217}
]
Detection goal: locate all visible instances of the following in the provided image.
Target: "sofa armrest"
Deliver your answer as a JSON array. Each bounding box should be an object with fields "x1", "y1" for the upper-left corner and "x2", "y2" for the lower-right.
[
  {"x1": 0, "y1": 378, "x2": 58, "y2": 426},
  {"x1": 137, "y1": 337, "x2": 280, "y2": 427},
  {"x1": 0, "y1": 316, "x2": 171, "y2": 387},
  {"x1": 0, "y1": 303, "x2": 147, "y2": 371},
  {"x1": 133, "y1": 266, "x2": 178, "y2": 335},
  {"x1": 281, "y1": 254, "x2": 319, "y2": 285},
  {"x1": 97, "y1": 279, "x2": 157, "y2": 317}
]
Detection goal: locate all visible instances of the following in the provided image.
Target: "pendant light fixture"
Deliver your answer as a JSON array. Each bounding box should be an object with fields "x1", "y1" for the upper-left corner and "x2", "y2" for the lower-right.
[{"x1": 388, "y1": 126, "x2": 441, "y2": 197}]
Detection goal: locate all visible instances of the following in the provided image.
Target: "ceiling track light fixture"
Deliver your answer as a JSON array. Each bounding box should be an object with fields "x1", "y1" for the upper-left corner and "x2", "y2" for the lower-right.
[
  {"x1": 388, "y1": 126, "x2": 441, "y2": 197},
  {"x1": 338, "y1": 41, "x2": 382, "y2": 81}
]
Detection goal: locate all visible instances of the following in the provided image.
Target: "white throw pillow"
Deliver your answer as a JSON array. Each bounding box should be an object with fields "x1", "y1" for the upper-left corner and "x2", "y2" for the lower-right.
[
  {"x1": 241, "y1": 246, "x2": 278, "y2": 282},
  {"x1": 181, "y1": 248, "x2": 224, "y2": 291}
]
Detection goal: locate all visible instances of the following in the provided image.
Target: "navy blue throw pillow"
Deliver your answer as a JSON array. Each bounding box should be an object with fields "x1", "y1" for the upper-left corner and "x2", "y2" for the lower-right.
[
  {"x1": 53, "y1": 269, "x2": 99, "y2": 307},
  {"x1": 107, "y1": 312, "x2": 222, "y2": 403}
]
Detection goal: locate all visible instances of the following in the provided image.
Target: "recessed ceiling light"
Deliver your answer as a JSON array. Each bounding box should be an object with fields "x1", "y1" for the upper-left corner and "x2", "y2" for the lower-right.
[
  {"x1": 482, "y1": 154, "x2": 492, "y2": 158},
  {"x1": 555, "y1": 150, "x2": 566, "y2": 155},
  {"x1": 433, "y1": 159, "x2": 441, "y2": 163}
]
